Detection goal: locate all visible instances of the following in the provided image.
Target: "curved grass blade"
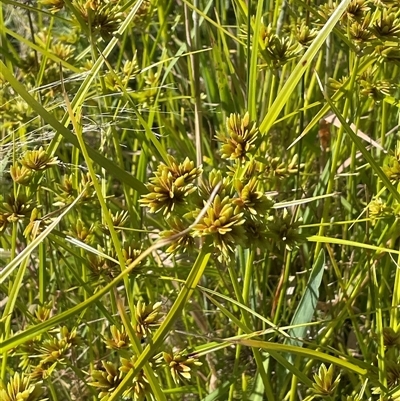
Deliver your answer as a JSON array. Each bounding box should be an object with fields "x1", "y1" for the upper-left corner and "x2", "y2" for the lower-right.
[
  {"x1": 0, "y1": 60, "x2": 147, "y2": 194},
  {"x1": 234, "y1": 339, "x2": 367, "y2": 376},
  {"x1": 273, "y1": 193, "x2": 337, "y2": 209},
  {"x1": 0, "y1": 192, "x2": 83, "y2": 285},
  {"x1": 308, "y1": 235, "x2": 400, "y2": 255},
  {"x1": 2, "y1": 26, "x2": 80, "y2": 73}
]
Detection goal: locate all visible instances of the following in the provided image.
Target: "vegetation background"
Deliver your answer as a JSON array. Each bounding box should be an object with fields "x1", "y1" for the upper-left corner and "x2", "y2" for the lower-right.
[{"x1": 1, "y1": 0, "x2": 400, "y2": 400}]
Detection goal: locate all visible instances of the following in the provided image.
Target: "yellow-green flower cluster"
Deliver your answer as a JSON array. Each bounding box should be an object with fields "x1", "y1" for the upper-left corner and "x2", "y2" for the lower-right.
[
  {"x1": 216, "y1": 112, "x2": 260, "y2": 160},
  {"x1": 0, "y1": 372, "x2": 45, "y2": 401},
  {"x1": 140, "y1": 112, "x2": 305, "y2": 262},
  {"x1": 140, "y1": 156, "x2": 202, "y2": 217}
]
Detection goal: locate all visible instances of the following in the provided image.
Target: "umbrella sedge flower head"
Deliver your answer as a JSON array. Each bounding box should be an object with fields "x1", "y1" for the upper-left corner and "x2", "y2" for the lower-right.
[
  {"x1": 370, "y1": 7, "x2": 400, "y2": 40},
  {"x1": 38, "y1": 0, "x2": 65, "y2": 13},
  {"x1": 122, "y1": 240, "x2": 143, "y2": 269},
  {"x1": 242, "y1": 217, "x2": 269, "y2": 249},
  {"x1": 312, "y1": 364, "x2": 341, "y2": 396},
  {"x1": 105, "y1": 325, "x2": 130, "y2": 350},
  {"x1": 266, "y1": 208, "x2": 306, "y2": 251},
  {"x1": 199, "y1": 169, "x2": 233, "y2": 200},
  {"x1": 37, "y1": 327, "x2": 80, "y2": 365},
  {"x1": 1, "y1": 193, "x2": 35, "y2": 223},
  {"x1": 140, "y1": 156, "x2": 202, "y2": 218},
  {"x1": 20, "y1": 147, "x2": 58, "y2": 171},
  {"x1": 368, "y1": 198, "x2": 393, "y2": 221},
  {"x1": 69, "y1": 218, "x2": 95, "y2": 244},
  {"x1": 134, "y1": 300, "x2": 163, "y2": 339},
  {"x1": 100, "y1": 210, "x2": 129, "y2": 235},
  {"x1": 295, "y1": 21, "x2": 318, "y2": 47},
  {"x1": 359, "y1": 69, "x2": 394, "y2": 103},
  {"x1": 157, "y1": 350, "x2": 202, "y2": 384},
  {"x1": 346, "y1": 0, "x2": 370, "y2": 21},
  {"x1": 89, "y1": 361, "x2": 122, "y2": 399},
  {"x1": 382, "y1": 327, "x2": 400, "y2": 348},
  {"x1": 260, "y1": 35, "x2": 301, "y2": 68},
  {"x1": 232, "y1": 177, "x2": 274, "y2": 216},
  {"x1": 160, "y1": 216, "x2": 196, "y2": 254},
  {"x1": 319, "y1": 0, "x2": 368, "y2": 24},
  {"x1": 119, "y1": 356, "x2": 152, "y2": 401},
  {"x1": 0, "y1": 372, "x2": 45, "y2": 401},
  {"x1": 10, "y1": 164, "x2": 34, "y2": 186},
  {"x1": 73, "y1": 0, "x2": 123, "y2": 38},
  {"x1": 0, "y1": 213, "x2": 8, "y2": 232},
  {"x1": 193, "y1": 194, "x2": 246, "y2": 261},
  {"x1": 216, "y1": 112, "x2": 260, "y2": 161},
  {"x1": 349, "y1": 12, "x2": 373, "y2": 44},
  {"x1": 384, "y1": 142, "x2": 400, "y2": 182},
  {"x1": 387, "y1": 360, "x2": 400, "y2": 389}
]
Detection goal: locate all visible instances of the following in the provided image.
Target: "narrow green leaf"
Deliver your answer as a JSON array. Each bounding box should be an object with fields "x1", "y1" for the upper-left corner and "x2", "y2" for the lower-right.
[
  {"x1": 235, "y1": 339, "x2": 368, "y2": 376},
  {"x1": 273, "y1": 193, "x2": 337, "y2": 209},
  {"x1": 0, "y1": 192, "x2": 83, "y2": 285},
  {"x1": 268, "y1": 350, "x2": 314, "y2": 387},
  {"x1": 287, "y1": 249, "x2": 325, "y2": 346},
  {"x1": 259, "y1": 0, "x2": 352, "y2": 133},
  {"x1": 200, "y1": 380, "x2": 234, "y2": 401},
  {"x1": 308, "y1": 235, "x2": 400, "y2": 255}
]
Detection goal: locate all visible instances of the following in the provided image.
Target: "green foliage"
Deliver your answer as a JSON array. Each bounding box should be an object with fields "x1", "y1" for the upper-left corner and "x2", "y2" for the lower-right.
[{"x1": 2, "y1": 0, "x2": 400, "y2": 400}]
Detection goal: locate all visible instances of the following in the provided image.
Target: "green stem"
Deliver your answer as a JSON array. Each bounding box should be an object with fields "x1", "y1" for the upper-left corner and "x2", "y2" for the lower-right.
[
  {"x1": 268, "y1": 72, "x2": 278, "y2": 111},
  {"x1": 106, "y1": 247, "x2": 213, "y2": 400},
  {"x1": 227, "y1": 250, "x2": 274, "y2": 401},
  {"x1": 391, "y1": 245, "x2": 400, "y2": 329},
  {"x1": 377, "y1": 100, "x2": 388, "y2": 192},
  {"x1": 273, "y1": 250, "x2": 291, "y2": 326},
  {"x1": 374, "y1": 262, "x2": 387, "y2": 390},
  {"x1": 1, "y1": 220, "x2": 18, "y2": 379},
  {"x1": 243, "y1": 249, "x2": 255, "y2": 305},
  {"x1": 313, "y1": 55, "x2": 360, "y2": 261}
]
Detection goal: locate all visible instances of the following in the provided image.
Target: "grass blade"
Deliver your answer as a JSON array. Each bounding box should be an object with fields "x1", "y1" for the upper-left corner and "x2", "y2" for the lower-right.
[{"x1": 259, "y1": 0, "x2": 352, "y2": 133}]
